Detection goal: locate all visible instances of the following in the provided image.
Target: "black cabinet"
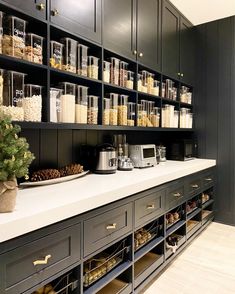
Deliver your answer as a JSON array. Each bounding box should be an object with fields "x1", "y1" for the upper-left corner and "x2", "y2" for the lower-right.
[
  {"x1": 50, "y1": 0, "x2": 102, "y2": 44},
  {"x1": 1, "y1": 0, "x2": 47, "y2": 20}
]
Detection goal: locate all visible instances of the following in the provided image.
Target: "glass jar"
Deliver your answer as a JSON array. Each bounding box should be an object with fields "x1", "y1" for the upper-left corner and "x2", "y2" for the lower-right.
[
  {"x1": 126, "y1": 71, "x2": 134, "y2": 90},
  {"x1": 141, "y1": 71, "x2": 148, "y2": 93},
  {"x1": 147, "y1": 72, "x2": 154, "y2": 94},
  {"x1": 75, "y1": 85, "x2": 88, "y2": 124},
  {"x1": 88, "y1": 56, "x2": 99, "y2": 79},
  {"x1": 61, "y1": 37, "x2": 77, "y2": 73},
  {"x1": 110, "y1": 57, "x2": 120, "y2": 85},
  {"x1": 1, "y1": 70, "x2": 26, "y2": 121},
  {"x1": 180, "y1": 107, "x2": 187, "y2": 128},
  {"x1": 127, "y1": 102, "x2": 135, "y2": 126},
  {"x1": 50, "y1": 87, "x2": 62, "y2": 123},
  {"x1": 118, "y1": 94, "x2": 128, "y2": 126},
  {"x1": 188, "y1": 113, "x2": 193, "y2": 128},
  {"x1": 24, "y1": 33, "x2": 43, "y2": 64},
  {"x1": 174, "y1": 110, "x2": 179, "y2": 128},
  {"x1": 50, "y1": 41, "x2": 63, "y2": 69},
  {"x1": 59, "y1": 82, "x2": 76, "y2": 123},
  {"x1": 163, "y1": 104, "x2": 175, "y2": 127},
  {"x1": 119, "y1": 61, "x2": 128, "y2": 87},
  {"x1": 77, "y1": 44, "x2": 88, "y2": 76},
  {"x1": 172, "y1": 87, "x2": 177, "y2": 101},
  {"x1": 88, "y1": 95, "x2": 99, "y2": 125},
  {"x1": 161, "y1": 82, "x2": 166, "y2": 98},
  {"x1": 161, "y1": 107, "x2": 165, "y2": 128},
  {"x1": 187, "y1": 91, "x2": 192, "y2": 104},
  {"x1": 151, "y1": 107, "x2": 160, "y2": 127},
  {"x1": 23, "y1": 84, "x2": 42, "y2": 121},
  {"x1": 0, "y1": 69, "x2": 3, "y2": 106},
  {"x1": 103, "y1": 98, "x2": 110, "y2": 125},
  {"x1": 109, "y1": 93, "x2": 118, "y2": 126},
  {"x1": 180, "y1": 86, "x2": 189, "y2": 103},
  {"x1": 3, "y1": 15, "x2": 26, "y2": 59},
  {"x1": 185, "y1": 108, "x2": 191, "y2": 128},
  {"x1": 166, "y1": 79, "x2": 173, "y2": 99},
  {"x1": 103, "y1": 61, "x2": 110, "y2": 83},
  {"x1": 137, "y1": 100, "x2": 147, "y2": 127},
  {"x1": 0, "y1": 12, "x2": 3, "y2": 54},
  {"x1": 147, "y1": 101, "x2": 154, "y2": 127},
  {"x1": 151, "y1": 80, "x2": 160, "y2": 96},
  {"x1": 137, "y1": 73, "x2": 143, "y2": 92}
]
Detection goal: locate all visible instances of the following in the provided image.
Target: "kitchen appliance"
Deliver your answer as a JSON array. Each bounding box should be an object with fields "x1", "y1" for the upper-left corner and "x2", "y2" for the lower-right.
[
  {"x1": 94, "y1": 144, "x2": 118, "y2": 174},
  {"x1": 113, "y1": 134, "x2": 134, "y2": 171},
  {"x1": 167, "y1": 139, "x2": 197, "y2": 161},
  {"x1": 129, "y1": 144, "x2": 157, "y2": 168},
  {"x1": 156, "y1": 145, "x2": 167, "y2": 163}
]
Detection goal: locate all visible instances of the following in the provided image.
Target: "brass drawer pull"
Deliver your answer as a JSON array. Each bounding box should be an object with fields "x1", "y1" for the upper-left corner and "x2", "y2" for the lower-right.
[
  {"x1": 51, "y1": 9, "x2": 59, "y2": 16},
  {"x1": 147, "y1": 204, "x2": 155, "y2": 209},
  {"x1": 205, "y1": 178, "x2": 212, "y2": 181},
  {"x1": 173, "y1": 192, "x2": 181, "y2": 197},
  {"x1": 191, "y1": 184, "x2": 199, "y2": 188},
  {"x1": 33, "y1": 254, "x2": 51, "y2": 266},
  {"x1": 36, "y1": 3, "x2": 45, "y2": 11},
  {"x1": 106, "y1": 223, "x2": 117, "y2": 230}
]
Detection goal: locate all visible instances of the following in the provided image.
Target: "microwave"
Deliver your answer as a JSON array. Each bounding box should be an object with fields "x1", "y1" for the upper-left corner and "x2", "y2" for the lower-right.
[
  {"x1": 167, "y1": 139, "x2": 197, "y2": 161},
  {"x1": 129, "y1": 144, "x2": 157, "y2": 168}
]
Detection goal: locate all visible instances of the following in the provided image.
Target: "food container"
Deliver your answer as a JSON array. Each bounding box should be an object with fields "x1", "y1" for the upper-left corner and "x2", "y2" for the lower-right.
[
  {"x1": 126, "y1": 71, "x2": 134, "y2": 89},
  {"x1": 75, "y1": 85, "x2": 88, "y2": 124},
  {"x1": 180, "y1": 107, "x2": 189, "y2": 128},
  {"x1": 0, "y1": 69, "x2": 3, "y2": 105},
  {"x1": 24, "y1": 33, "x2": 43, "y2": 64},
  {"x1": 50, "y1": 41, "x2": 63, "y2": 69},
  {"x1": 151, "y1": 80, "x2": 160, "y2": 96},
  {"x1": 61, "y1": 37, "x2": 77, "y2": 73},
  {"x1": 103, "y1": 61, "x2": 110, "y2": 83},
  {"x1": 59, "y1": 82, "x2": 76, "y2": 123},
  {"x1": 141, "y1": 71, "x2": 148, "y2": 93},
  {"x1": 0, "y1": 12, "x2": 3, "y2": 54},
  {"x1": 127, "y1": 102, "x2": 135, "y2": 126},
  {"x1": 137, "y1": 103, "x2": 147, "y2": 127},
  {"x1": 88, "y1": 95, "x2": 99, "y2": 124},
  {"x1": 147, "y1": 101, "x2": 154, "y2": 127},
  {"x1": 110, "y1": 57, "x2": 120, "y2": 85},
  {"x1": 88, "y1": 56, "x2": 99, "y2": 79},
  {"x1": 2, "y1": 15, "x2": 26, "y2": 59},
  {"x1": 180, "y1": 86, "x2": 189, "y2": 103},
  {"x1": 109, "y1": 93, "x2": 118, "y2": 126},
  {"x1": 164, "y1": 104, "x2": 175, "y2": 127},
  {"x1": 103, "y1": 98, "x2": 110, "y2": 125},
  {"x1": 187, "y1": 91, "x2": 192, "y2": 104},
  {"x1": 166, "y1": 79, "x2": 173, "y2": 99},
  {"x1": 147, "y1": 72, "x2": 154, "y2": 94},
  {"x1": 77, "y1": 44, "x2": 88, "y2": 76},
  {"x1": 1, "y1": 70, "x2": 26, "y2": 121},
  {"x1": 172, "y1": 87, "x2": 177, "y2": 101},
  {"x1": 174, "y1": 110, "x2": 179, "y2": 128},
  {"x1": 119, "y1": 61, "x2": 128, "y2": 87},
  {"x1": 118, "y1": 94, "x2": 128, "y2": 126},
  {"x1": 161, "y1": 107, "x2": 165, "y2": 127},
  {"x1": 188, "y1": 113, "x2": 193, "y2": 128},
  {"x1": 137, "y1": 73, "x2": 143, "y2": 92},
  {"x1": 151, "y1": 107, "x2": 160, "y2": 127},
  {"x1": 50, "y1": 87, "x2": 62, "y2": 123},
  {"x1": 23, "y1": 84, "x2": 42, "y2": 121}
]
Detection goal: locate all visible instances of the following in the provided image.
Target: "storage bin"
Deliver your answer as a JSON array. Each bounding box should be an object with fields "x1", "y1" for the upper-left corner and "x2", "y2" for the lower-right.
[{"x1": 25, "y1": 33, "x2": 43, "y2": 64}]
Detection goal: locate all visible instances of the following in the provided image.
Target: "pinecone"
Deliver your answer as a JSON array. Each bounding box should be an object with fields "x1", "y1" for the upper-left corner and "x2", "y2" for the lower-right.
[
  {"x1": 59, "y1": 163, "x2": 84, "y2": 177},
  {"x1": 31, "y1": 169, "x2": 60, "y2": 182}
]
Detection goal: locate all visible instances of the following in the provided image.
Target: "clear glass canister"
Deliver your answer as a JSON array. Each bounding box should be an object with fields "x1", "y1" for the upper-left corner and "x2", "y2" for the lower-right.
[
  {"x1": 187, "y1": 91, "x2": 192, "y2": 104},
  {"x1": 119, "y1": 61, "x2": 128, "y2": 87},
  {"x1": 151, "y1": 107, "x2": 160, "y2": 127},
  {"x1": 25, "y1": 33, "x2": 43, "y2": 64},
  {"x1": 151, "y1": 80, "x2": 160, "y2": 96},
  {"x1": 103, "y1": 61, "x2": 111, "y2": 83},
  {"x1": 59, "y1": 82, "x2": 76, "y2": 123},
  {"x1": 118, "y1": 94, "x2": 128, "y2": 126},
  {"x1": 180, "y1": 86, "x2": 189, "y2": 103},
  {"x1": 23, "y1": 84, "x2": 42, "y2": 122},
  {"x1": 138, "y1": 100, "x2": 147, "y2": 127},
  {"x1": 75, "y1": 85, "x2": 88, "y2": 124},
  {"x1": 103, "y1": 98, "x2": 110, "y2": 125},
  {"x1": 50, "y1": 87, "x2": 62, "y2": 123},
  {"x1": 180, "y1": 107, "x2": 187, "y2": 128},
  {"x1": 165, "y1": 79, "x2": 173, "y2": 99},
  {"x1": 185, "y1": 108, "x2": 191, "y2": 128},
  {"x1": 50, "y1": 41, "x2": 63, "y2": 69},
  {"x1": 0, "y1": 69, "x2": 3, "y2": 105},
  {"x1": 172, "y1": 87, "x2": 177, "y2": 101},
  {"x1": 164, "y1": 104, "x2": 175, "y2": 127},
  {"x1": 109, "y1": 92, "x2": 118, "y2": 126},
  {"x1": 3, "y1": 15, "x2": 26, "y2": 59},
  {"x1": 1, "y1": 70, "x2": 26, "y2": 121},
  {"x1": 88, "y1": 56, "x2": 99, "y2": 79},
  {"x1": 88, "y1": 95, "x2": 99, "y2": 124},
  {"x1": 188, "y1": 113, "x2": 193, "y2": 128},
  {"x1": 110, "y1": 57, "x2": 120, "y2": 85},
  {"x1": 137, "y1": 73, "x2": 143, "y2": 92},
  {"x1": 174, "y1": 110, "x2": 179, "y2": 128},
  {"x1": 0, "y1": 12, "x2": 3, "y2": 54},
  {"x1": 141, "y1": 70, "x2": 148, "y2": 93},
  {"x1": 126, "y1": 71, "x2": 134, "y2": 90},
  {"x1": 161, "y1": 106, "x2": 165, "y2": 128},
  {"x1": 61, "y1": 37, "x2": 77, "y2": 73},
  {"x1": 147, "y1": 72, "x2": 154, "y2": 94},
  {"x1": 161, "y1": 82, "x2": 166, "y2": 98},
  {"x1": 127, "y1": 102, "x2": 135, "y2": 126},
  {"x1": 77, "y1": 44, "x2": 88, "y2": 76},
  {"x1": 147, "y1": 101, "x2": 154, "y2": 127}
]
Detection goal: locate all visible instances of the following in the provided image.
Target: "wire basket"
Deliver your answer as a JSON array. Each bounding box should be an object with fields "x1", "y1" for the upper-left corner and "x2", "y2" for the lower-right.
[{"x1": 166, "y1": 206, "x2": 184, "y2": 229}]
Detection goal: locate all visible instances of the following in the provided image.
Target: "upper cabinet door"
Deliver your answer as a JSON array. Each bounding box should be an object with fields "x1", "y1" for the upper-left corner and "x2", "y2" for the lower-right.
[
  {"x1": 50, "y1": 0, "x2": 102, "y2": 44},
  {"x1": 103, "y1": 0, "x2": 136, "y2": 60},
  {"x1": 180, "y1": 16, "x2": 195, "y2": 85},
  {"x1": 137, "y1": 0, "x2": 161, "y2": 72},
  {"x1": 2, "y1": 0, "x2": 47, "y2": 20},
  {"x1": 162, "y1": 0, "x2": 180, "y2": 79}
]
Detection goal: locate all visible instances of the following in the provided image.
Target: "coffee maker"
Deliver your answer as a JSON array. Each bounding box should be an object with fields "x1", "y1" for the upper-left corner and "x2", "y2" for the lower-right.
[{"x1": 113, "y1": 134, "x2": 133, "y2": 171}]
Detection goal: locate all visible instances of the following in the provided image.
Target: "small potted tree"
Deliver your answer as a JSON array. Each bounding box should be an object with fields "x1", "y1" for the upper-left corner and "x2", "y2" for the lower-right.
[{"x1": 0, "y1": 116, "x2": 35, "y2": 212}]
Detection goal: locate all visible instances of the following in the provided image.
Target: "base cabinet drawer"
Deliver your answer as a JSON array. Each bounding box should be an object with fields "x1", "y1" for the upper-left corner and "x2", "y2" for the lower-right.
[
  {"x1": 202, "y1": 171, "x2": 215, "y2": 188},
  {"x1": 0, "y1": 224, "x2": 81, "y2": 294},
  {"x1": 84, "y1": 203, "x2": 132, "y2": 257},
  {"x1": 166, "y1": 182, "x2": 184, "y2": 210},
  {"x1": 186, "y1": 176, "x2": 202, "y2": 198},
  {"x1": 134, "y1": 188, "x2": 165, "y2": 228}
]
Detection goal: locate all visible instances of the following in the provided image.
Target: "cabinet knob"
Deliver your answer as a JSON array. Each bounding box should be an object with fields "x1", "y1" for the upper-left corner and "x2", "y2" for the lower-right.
[
  {"x1": 191, "y1": 184, "x2": 199, "y2": 188},
  {"x1": 173, "y1": 192, "x2": 181, "y2": 197},
  {"x1": 36, "y1": 3, "x2": 45, "y2": 11},
  {"x1": 106, "y1": 223, "x2": 117, "y2": 230},
  {"x1": 181, "y1": 73, "x2": 184, "y2": 77},
  {"x1": 147, "y1": 204, "x2": 155, "y2": 209},
  {"x1": 133, "y1": 50, "x2": 137, "y2": 55},
  {"x1": 33, "y1": 254, "x2": 51, "y2": 266},
  {"x1": 205, "y1": 178, "x2": 212, "y2": 181},
  {"x1": 51, "y1": 9, "x2": 59, "y2": 16},
  {"x1": 177, "y1": 73, "x2": 181, "y2": 76},
  {"x1": 139, "y1": 52, "x2": 143, "y2": 57}
]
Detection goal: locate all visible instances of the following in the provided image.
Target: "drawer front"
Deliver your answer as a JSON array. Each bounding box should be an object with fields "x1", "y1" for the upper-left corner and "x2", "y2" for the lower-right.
[
  {"x1": 0, "y1": 224, "x2": 81, "y2": 294},
  {"x1": 135, "y1": 189, "x2": 165, "y2": 228},
  {"x1": 84, "y1": 203, "x2": 132, "y2": 257},
  {"x1": 186, "y1": 176, "x2": 202, "y2": 198},
  {"x1": 166, "y1": 182, "x2": 184, "y2": 210},
  {"x1": 202, "y1": 171, "x2": 214, "y2": 188}
]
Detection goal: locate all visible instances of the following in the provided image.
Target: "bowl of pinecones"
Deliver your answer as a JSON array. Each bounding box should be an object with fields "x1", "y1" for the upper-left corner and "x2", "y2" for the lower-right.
[{"x1": 20, "y1": 163, "x2": 89, "y2": 187}]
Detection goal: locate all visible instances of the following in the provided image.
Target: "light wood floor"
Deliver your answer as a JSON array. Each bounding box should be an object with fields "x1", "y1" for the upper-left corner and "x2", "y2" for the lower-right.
[{"x1": 143, "y1": 222, "x2": 235, "y2": 294}]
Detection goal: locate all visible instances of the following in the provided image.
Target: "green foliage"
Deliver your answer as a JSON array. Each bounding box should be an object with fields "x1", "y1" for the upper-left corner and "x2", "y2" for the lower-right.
[{"x1": 0, "y1": 116, "x2": 35, "y2": 181}]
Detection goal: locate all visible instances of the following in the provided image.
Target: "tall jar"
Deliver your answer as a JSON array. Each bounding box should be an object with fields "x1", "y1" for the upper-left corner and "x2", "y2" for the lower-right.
[
  {"x1": 127, "y1": 102, "x2": 135, "y2": 126},
  {"x1": 137, "y1": 73, "x2": 143, "y2": 92},
  {"x1": 103, "y1": 61, "x2": 110, "y2": 83},
  {"x1": 2, "y1": 15, "x2": 26, "y2": 59},
  {"x1": 151, "y1": 107, "x2": 160, "y2": 127},
  {"x1": 180, "y1": 107, "x2": 187, "y2": 128},
  {"x1": 147, "y1": 101, "x2": 154, "y2": 127},
  {"x1": 0, "y1": 12, "x2": 3, "y2": 54},
  {"x1": 180, "y1": 86, "x2": 188, "y2": 103},
  {"x1": 59, "y1": 82, "x2": 76, "y2": 123},
  {"x1": 165, "y1": 79, "x2": 173, "y2": 99},
  {"x1": 172, "y1": 87, "x2": 177, "y2": 101},
  {"x1": 50, "y1": 87, "x2": 62, "y2": 123},
  {"x1": 151, "y1": 80, "x2": 160, "y2": 96},
  {"x1": 161, "y1": 106, "x2": 165, "y2": 128},
  {"x1": 0, "y1": 69, "x2": 3, "y2": 106},
  {"x1": 50, "y1": 41, "x2": 63, "y2": 69},
  {"x1": 109, "y1": 93, "x2": 118, "y2": 126},
  {"x1": 161, "y1": 82, "x2": 166, "y2": 98},
  {"x1": 141, "y1": 71, "x2": 148, "y2": 93},
  {"x1": 88, "y1": 95, "x2": 99, "y2": 125},
  {"x1": 75, "y1": 85, "x2": 88, "y2": 124},
  {"x1": 174, "y1": 110, "x2": 179, "y2": 128},
  {"x1": 88, "y1": 56, "x2": 99, "y2": 79},
  {"x1": 147, "y1": 72, "x2": 154, "y2": 94},
  {"x1": 119, "y1": 61, "x2": 128, "y2": 87},
  {"x1": 110, "y1": 57, "x2": 120, "y2": 86},
  {"x1": 137, "y1": 103, "x2": 147, "y2": 127},
  {"x1": 23, "y1": 84, "x2": 42, "y2": 121},
  {"x1": 126, "y1": 71, "x2": 134, "y2": 90},
  {"x1": 164, "y1": 104, "x2": 175, "y2": 127},
  {"x1": 118, "y1": 94, "x2": 128, "y2": 126},
  {"x1": 61, "y1": 37, "x2": 77, "y2": 73},
  {"x1": 77, "y1": 44, "x2": 88, "y2": 76},
  {"x1": 103, "y1": 98, "x2": 110, "y2": 125},
  {"x1": 25, "y1": 33, "x2": 43, "y2": 64}
]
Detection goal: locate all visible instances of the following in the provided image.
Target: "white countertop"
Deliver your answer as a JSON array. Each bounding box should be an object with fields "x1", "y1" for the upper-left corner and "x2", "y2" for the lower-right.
[{"x1": 0, "y1": 159, "x2": 216, "y2": 243}]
